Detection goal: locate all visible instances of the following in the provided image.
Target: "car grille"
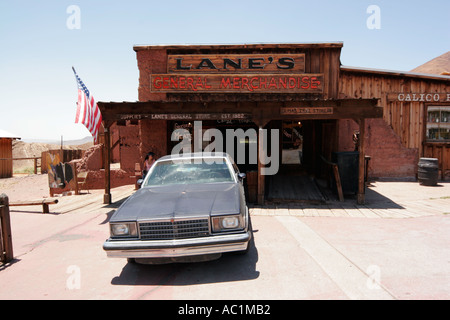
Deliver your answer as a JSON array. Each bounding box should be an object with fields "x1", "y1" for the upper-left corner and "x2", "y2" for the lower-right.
[{"x1": 139, "y1": 218, "x2": 210, "y2": 240}]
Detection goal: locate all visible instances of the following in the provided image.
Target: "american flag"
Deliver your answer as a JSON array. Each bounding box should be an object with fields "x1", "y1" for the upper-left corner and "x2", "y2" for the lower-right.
[{"x1": 72, "y1": 67, "x2": 102, "y2": 143}]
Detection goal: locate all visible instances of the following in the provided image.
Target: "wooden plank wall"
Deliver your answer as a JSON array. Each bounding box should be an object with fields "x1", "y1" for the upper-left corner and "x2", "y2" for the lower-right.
[
  {"x1": 339, "y1": 71, "x2": 450, "y2": 155},
  {"x1": 307, "y1": 48, "x2": 341, "y2": 99},
  {"x1": 423, "y1": 143, "x2": 450, "y2": 180},
  {"x1": 0, "y1": 138, "x2": 13, "y2": 178}
]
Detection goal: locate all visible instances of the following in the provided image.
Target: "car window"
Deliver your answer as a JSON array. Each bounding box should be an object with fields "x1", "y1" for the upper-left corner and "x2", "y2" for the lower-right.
[{"x1": 144, "y1": 158, "x2": 234, "y2": 186}]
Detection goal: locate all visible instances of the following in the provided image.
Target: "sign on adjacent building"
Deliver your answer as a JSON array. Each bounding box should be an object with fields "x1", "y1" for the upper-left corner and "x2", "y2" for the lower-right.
[{"x1": 280, "y1": 107, "x2": 334, "y2": 115}]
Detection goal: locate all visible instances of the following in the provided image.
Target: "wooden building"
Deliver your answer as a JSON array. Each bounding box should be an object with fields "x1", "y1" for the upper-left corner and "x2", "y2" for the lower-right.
[
  {"x1": 339, "y1": 67, "x2": 450, "y2": 179},
  {"x1": 98, "y1": 43, "x2": 450, "y2": 205},
  {"x1": 0, "y1": 130, "x2": 21, "y2": 178}
]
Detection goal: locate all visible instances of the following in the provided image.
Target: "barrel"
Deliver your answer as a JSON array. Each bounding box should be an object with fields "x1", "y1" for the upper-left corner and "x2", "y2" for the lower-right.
[{"x1": 418, "y1": 158, "x2": 439, "y2": 186}]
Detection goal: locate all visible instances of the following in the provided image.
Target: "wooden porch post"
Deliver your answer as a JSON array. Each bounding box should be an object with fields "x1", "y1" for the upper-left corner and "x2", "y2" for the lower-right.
[
  {"x1": 257, "y1": 127, "x2": 265, "y2": 205},
  {"x1": 103, "y1": 123, "x2": 112, "y2": 205},
  {"x1": 0, "y1": 194, "x2": 13, "y2": 263},
  {"x1": 357, "y1": 118, "x2": 366, "y2": 205}
]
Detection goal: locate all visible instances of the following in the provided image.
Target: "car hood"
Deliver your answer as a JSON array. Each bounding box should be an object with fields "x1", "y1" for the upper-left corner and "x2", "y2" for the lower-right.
[{"x1": 110, "y1": 182, "x2": 241, "y2": 222}]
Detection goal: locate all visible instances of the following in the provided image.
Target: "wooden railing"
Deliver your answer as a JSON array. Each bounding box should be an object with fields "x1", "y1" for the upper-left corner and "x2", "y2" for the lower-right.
[
  {"x1": 0, "y1": 194, "x2": 13, "y2": 264},
  {"x1": 0, "y1": 157, "x2": 41, "y2": 174}
]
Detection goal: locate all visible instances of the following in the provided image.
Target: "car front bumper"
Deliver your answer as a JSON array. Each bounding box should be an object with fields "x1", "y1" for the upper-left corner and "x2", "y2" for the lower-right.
[{"x1": 103, "y1": 232, "x2": 251, "y2": 259}]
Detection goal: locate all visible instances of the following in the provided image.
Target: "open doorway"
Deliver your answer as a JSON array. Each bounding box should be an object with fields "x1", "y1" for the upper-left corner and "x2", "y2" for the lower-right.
[
  {"x1": 166, "y1": 119, "x2": 338, "y2": 203},
  {"x1": 167, "y1": 119, "x2": 259, "y2": 173},
  {"x1": 266, "y1": 119, "x2": 337, "y2": 203}
]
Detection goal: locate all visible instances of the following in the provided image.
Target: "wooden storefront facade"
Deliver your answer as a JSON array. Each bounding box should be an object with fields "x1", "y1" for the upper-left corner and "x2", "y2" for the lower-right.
[{"x1": 98, "y1": 43, "x2": 449, "y2": 205}]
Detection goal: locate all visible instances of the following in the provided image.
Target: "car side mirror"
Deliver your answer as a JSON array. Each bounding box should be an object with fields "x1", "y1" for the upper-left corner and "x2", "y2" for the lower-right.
[
  {"x1": 137, "y1": 179, "x2": 144, "y2": 187},
  {"x1": 237, "y1": 173, "x2": 246, "y2": 180}
]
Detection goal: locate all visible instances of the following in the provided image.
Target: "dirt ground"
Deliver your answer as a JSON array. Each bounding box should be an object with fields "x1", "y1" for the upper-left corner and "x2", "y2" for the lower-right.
[
  {"x1": 0, "y1": 174, "x2": 50, "y2": 202},
  {"x1": 1, "y1": 174, "x2": 449, "y2": 300}
]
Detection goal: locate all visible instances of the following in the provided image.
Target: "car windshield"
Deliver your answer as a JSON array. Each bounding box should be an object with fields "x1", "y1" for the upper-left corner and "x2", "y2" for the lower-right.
[{"x1": 144, "y1": 158, "x2": 235, "y2": 186}]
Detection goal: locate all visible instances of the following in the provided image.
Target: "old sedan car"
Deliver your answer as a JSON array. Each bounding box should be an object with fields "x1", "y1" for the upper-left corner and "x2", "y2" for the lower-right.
[{"x1": 103, "y1": 152, "x2": 251, "y2": 264}]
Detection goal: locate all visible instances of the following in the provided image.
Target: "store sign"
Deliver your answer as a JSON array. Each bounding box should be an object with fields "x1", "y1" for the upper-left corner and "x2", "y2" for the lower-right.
[
  {"x1": 151, "y1": 74, "x2": 323, "y2": 93},
  {"x1": 388, "y1": 93, "x2": 450, "y2": 102},
  {"x1": 150, "y1": 53, "x2": 324, "y2": 93},
  {"x1": 280, "y1": 107, "x2": 334, "y2": 115},
  {"x1": 168, "y1": 54, "x2": 305, "y2": 73},
  {"x1": 119, "y1": 113, "x2": 252, "y2": 121}
]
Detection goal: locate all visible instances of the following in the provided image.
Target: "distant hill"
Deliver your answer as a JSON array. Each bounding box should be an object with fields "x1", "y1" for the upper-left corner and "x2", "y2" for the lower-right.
[
  {"x1": 12, "y1": 138, "x2": 93, "y2": 173},
  {"x1": 22, "y1": 136, "x2": 93, "y2": 146},
  {"x1": 411, "y1": 51, "x2": 450, "y2": 75}
]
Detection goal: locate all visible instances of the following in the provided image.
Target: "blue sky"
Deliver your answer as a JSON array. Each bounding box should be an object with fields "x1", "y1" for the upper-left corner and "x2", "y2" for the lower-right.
[{"x1": 0, "y1": 0, "x2": 449, "y2": 141}]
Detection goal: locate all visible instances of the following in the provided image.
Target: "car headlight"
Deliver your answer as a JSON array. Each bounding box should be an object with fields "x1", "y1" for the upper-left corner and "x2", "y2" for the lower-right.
[
  {"x1": 212, "y1": 215, "x2": 244, "y2": 232},
  {"x1": 110, "y1": 222, "x2": 138, "y2": 238}
]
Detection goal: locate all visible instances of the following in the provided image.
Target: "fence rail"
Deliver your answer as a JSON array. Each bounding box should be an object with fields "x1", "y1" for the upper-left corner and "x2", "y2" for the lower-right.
[
  {"x1": 0, "y1": 157, "x2": 41, "y2": 174},
  {"x1": 0, "y1": 194, "x2": 13, "y2": 264}
]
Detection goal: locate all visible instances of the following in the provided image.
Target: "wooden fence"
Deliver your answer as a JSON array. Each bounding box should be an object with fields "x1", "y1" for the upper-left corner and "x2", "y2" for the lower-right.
[
  {"x1": 0, "y1": 194, "x2": 13, "y2": 264},
  {"x1": 0, "y1": 157, "x2": 41, "y2": 176}
]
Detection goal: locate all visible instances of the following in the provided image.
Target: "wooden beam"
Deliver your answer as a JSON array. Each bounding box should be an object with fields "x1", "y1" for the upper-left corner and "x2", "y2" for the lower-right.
[
  {"x1": 357, "y1": 118, "x2": 366, "y2": 205},
  {"x1": 0, "y1": 194, "x2": 14, "y2": 263},
  {"x1": 257, "y1": 127, "x2": 265, "y2": 205},
  {"x1": 103, "y1": 122, "x2": 112, "y2": 205},
  {"x1": 98, "y1": 99, "x2": 382, "y2": 122},
  {"x1": 133, "y1": 42, "x2": 344, "y2": 52},
  {"x1": 9, "y1": 199, "x2": 58, "y2": 214}
]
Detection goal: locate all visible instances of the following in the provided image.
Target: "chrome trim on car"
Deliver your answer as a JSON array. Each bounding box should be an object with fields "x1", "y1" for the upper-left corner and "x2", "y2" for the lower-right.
[
  {"x1": 103, "y1": 232, "x2": 251, "y2": 258},
  {"x1": 138, "y1": 217, "x2": 211, "y2": 240}
]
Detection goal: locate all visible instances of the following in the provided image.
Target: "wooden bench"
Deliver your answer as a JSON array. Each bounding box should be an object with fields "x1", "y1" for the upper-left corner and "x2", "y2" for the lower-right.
[{"x1": 9, "y1": 198, "x2": 59, "y2": 213}]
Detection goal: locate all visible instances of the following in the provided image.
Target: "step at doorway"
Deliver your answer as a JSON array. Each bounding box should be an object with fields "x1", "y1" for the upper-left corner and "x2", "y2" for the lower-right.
[{"x1": 266, "y1": 174, "x2": 326, "y2": 204}]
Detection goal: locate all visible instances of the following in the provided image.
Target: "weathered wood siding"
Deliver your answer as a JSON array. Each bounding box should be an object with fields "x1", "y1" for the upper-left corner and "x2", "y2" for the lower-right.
[
  {"x1": 340, "y1": 69, "x2": 450, "y2": 153},
  {"x1": 423, "y1": 143, "x2": 450, "y2": 180},
  {"x1": 339, "y1": 69, "x2": 450, "y2": 178},
  {"x1": 0, "y1": 138, "x2": 13, "y2": 178}
]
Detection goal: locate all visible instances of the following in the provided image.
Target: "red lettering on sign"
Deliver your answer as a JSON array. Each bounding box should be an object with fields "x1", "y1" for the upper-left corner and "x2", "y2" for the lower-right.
[
  {"x1": 241, "y1": 77, "x2": 252, "y2": 91},
  {"x1": 153, "y1": 76, "x2": 162, "y2": 89},
  {"x1": 170, "y1": 77, "x2": 178, "y2": 88},
  {"x1": 301, "y1": 76, "x2": 310, "y2": 89},
  {"x1": 162, "y1": 77, "x2": 169, "y2": 89},
  {"x1": 268, "y1": 77, "x2": 277, "y2": 89},
  {"x1": 311, "y1": 77, "x2": 321, "y2": 89},
  {"x1": 251, "y1": 77, "x2": 259, "y2": 90},
  {"x1": 151, "y1": 74, "x2": 323, "y2": 93},
  {"x1": 179, "y1": 77, "x2": 186, "y2": 89},
  {"x1": 233, "y1": 77, "x2": 240, "y2": 89},
  {"x1": 288, "y1": 77, "x2": 296, "y2": 89},
  {"x1": 220, "y1": 77, "x2": 231, "y2": 89},
  {"x1": 187, "y1": 77, "x2": 194, "y2": 90}
]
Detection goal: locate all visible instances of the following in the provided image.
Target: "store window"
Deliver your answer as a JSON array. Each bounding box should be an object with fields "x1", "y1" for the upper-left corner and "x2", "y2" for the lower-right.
[{"x1": 426, "y1": 106, "x2": 450, "y2": 141}]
